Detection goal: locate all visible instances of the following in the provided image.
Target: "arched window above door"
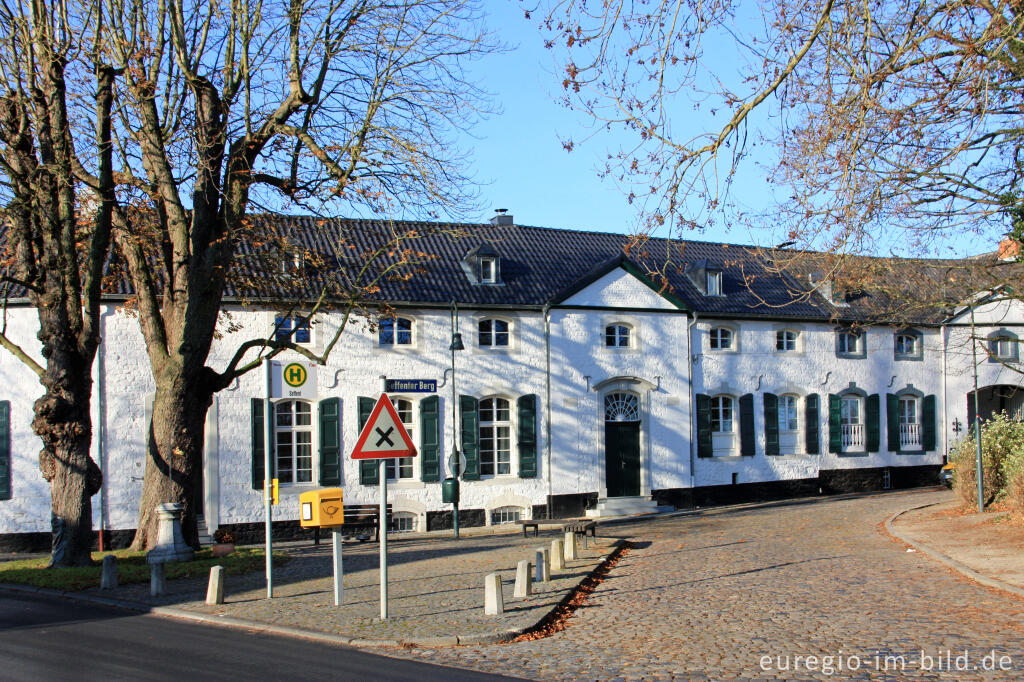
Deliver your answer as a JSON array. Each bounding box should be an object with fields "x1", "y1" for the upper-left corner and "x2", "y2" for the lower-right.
[{"x1": 605, "y1": 393, "x2": 640, "y2": 422}]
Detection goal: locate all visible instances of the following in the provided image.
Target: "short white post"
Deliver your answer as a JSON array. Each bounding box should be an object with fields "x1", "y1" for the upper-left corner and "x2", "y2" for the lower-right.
[
  {"x1": 100, "y1": 555, "x2": 118, "y2": 589},
  {"x1": 206, "y1": 565, "x2": 225, "y2": 605},
  {"x1": 332, "y1": 527, "x2": 344, "y2": 606},
  {"x1": 550, "y1": 539, "x2": 564, "y2": 572},
  {"x1": 535, "y1": 548, "x2": 550, "y2": 582},
  {"x1": 150, "y1": 562, "x2": 165, "y2": 596},
  {"x1": 514, "y1": 559, "x2": 532, "y2": 598},
  {"x1": 564, "y1": 531, "x2": 577, "y2": 561},
  {"x1": 484, "y1": 573, "x2": 504, "y2": 615}
]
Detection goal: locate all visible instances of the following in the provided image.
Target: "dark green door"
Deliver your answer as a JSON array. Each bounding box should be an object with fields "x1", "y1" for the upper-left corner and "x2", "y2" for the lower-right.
[{"x1": 605, "y1": 421, "x2": 641, "y2": 497}]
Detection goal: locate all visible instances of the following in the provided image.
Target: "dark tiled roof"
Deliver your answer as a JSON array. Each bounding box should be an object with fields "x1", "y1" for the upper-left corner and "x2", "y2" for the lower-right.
[
  {"x1": 8, "y1": 213, "x2": 1009, "y2": 324},
  {"x1": 231, "y1": 215, "x2": 835, "y2": 319}
]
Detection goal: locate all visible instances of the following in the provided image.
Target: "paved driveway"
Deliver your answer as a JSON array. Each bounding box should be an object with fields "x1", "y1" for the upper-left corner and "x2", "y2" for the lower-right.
[{"x1": 394, "y1": 489, "x2": 1024, "y2": 680}]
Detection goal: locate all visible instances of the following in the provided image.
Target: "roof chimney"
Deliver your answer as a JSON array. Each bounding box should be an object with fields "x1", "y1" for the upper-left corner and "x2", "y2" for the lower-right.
[
  {"x1": 490, "y1": 208, "x2": 513, "y2": 226},
  {"x1": 998, "y1": 237, "x2": 1020, "y2": 261}
]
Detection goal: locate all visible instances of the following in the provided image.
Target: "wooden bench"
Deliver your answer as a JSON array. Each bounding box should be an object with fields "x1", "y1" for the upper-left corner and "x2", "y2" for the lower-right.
[
  {"x1": 562, "y1": 520, "x2": 598, "y2": 540},
  {"x1": 517, "y1": 518, "x2": 598, "y2": 539},
  {"x1": 313, "y1": 504, "x2": 392, "y2": 545}
]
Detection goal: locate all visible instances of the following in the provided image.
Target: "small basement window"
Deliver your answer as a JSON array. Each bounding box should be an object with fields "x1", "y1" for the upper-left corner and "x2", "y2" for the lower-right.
[{"x1": 490, "y1": 506, "x2": 522, "y2": 525}]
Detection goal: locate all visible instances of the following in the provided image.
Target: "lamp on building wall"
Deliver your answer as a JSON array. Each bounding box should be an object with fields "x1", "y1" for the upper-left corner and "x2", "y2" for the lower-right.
[{"x1": 445, "y1": 301, "x2": 465, "y2": 538}]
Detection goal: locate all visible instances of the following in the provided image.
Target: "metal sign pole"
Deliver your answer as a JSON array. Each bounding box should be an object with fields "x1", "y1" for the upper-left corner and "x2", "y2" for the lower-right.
[
  {"x1": 332, "y1": 527, "x2": 343, "y2": 606},
  {"x1": 264, "y1": 359, "x2": 274, "y2": 599},
  {"x1": 379, "y1": 459, "x2": 388, "y2": 619}
]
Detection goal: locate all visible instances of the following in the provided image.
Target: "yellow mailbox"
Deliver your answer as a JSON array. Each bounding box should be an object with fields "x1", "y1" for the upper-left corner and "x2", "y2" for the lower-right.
[{"x1": 299, "y1": 488, "x2": 345, "y2": 528}]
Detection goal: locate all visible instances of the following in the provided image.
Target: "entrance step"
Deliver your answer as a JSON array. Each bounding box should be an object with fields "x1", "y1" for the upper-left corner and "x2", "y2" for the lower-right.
[
  {"x1": 196, "y1": 516, "x2": 214, "y2": 546},
  {"x1": 585, "y1": 496, "x2": 671, "y2": 518}
]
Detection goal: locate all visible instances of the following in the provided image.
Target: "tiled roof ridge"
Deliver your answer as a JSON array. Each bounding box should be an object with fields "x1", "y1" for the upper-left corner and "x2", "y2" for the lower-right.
[{"x1": 251, "y1": 212, "x2": 976, "y2": 265}]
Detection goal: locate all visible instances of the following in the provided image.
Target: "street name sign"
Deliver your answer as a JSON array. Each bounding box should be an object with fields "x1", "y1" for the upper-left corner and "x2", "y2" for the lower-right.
[{"x1": 384, "y1": 378, "x2": 437, "y2": 393}]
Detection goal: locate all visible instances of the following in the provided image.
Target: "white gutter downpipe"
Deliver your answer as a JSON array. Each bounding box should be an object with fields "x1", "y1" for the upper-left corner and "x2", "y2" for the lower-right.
[
  {"x1": 687, "y1": 312, "x2": 698, "y2": 490},
  {"x1": 543, "y1": 304, "x2": 553, "y2": 521}
]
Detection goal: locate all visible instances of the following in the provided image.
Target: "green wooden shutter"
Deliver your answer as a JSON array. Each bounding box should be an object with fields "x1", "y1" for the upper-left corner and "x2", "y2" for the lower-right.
[
  {"x1": 866, "y1": 394, "x2": 880, "y2": 452},
  {"x1": 419, "y1": 396, "x2": 441, "y2": 482},
  {"x1": 460, "y1": 395, "x2": 480, "y2": 480},
  {"x1": 0, "y1": 401, "x2": 10, "y2": 500},
  {"x1": 696, "y1": 394, "x2": 712, "y2": 458},
  {"x1": 517, "y1": 394, "x2": 538, "y2": 478},
  {"x1": 922, "y1": 395, "x2": 937, "y2": 451},
  {"x1": 251, "y1": 398, "x2": 265, "y2": 490},
  {"x1": 764, "y1": 393, "x2": 779, "y2": 456},
  {"x1": 805, "y1": 394, "x2": 820, "y2": 455},
  {"x1": 318, "y1": 398, "x2": 341, "y2": 486},
  {"x1": 828, "y1": 394, "x2": 842, "y2": 453},
  {"x1": 357, "y1": 396, "x2": 378, "y2": 485},
  {"x1": 886, "y1": 394, "x2": 900, "y2": 452},
  {"x1": 739, "y1": 393, "x2": 755, "y2": 457}
]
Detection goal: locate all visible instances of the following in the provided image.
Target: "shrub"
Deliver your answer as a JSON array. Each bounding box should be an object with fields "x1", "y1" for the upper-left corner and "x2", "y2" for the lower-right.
[{"x1": 949, "y1": 412, "x2": 1024, "y2": 512}]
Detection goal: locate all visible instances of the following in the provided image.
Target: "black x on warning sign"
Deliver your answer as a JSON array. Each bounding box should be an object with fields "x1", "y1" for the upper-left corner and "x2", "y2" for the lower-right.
[{"x1": 351, "y1": 393, "x2": 418, "y2": 460}]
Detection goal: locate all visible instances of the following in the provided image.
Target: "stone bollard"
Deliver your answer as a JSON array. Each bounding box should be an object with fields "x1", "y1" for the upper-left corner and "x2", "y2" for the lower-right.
[
  {"x1": 535, "y1": 548, "x2": 550, "y2": 583},
  {"x1": 100, "y1": 555, "x2": 118, "y2": 589},
  {"x1": 150, "y1": 562, "x2": 166, "y2": 597},
  {"x1": 514, "y1": 559, "x2": 532, "y2": 598},
  {"x1": 564, "y1": 531, "x2": 578, "y2": 561},
  {"x1": 550, "y1": 539, "x2": 564, "y2": 572},
  {"x1": 206, "y1": 565, "x2": 225, "y2": 605},
  {"x1": 484, "y1": 573, "x2": 504, "y2": 615}
]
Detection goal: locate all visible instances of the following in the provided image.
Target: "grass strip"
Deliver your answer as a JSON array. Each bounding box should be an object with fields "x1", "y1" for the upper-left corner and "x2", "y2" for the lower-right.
[{"x1": 0, "y1": 547, "x2": 288, "y2": 592}]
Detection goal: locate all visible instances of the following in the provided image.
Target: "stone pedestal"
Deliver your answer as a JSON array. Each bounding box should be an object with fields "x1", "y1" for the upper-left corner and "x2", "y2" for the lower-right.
[{"x1": 146, "y1": 503, "x2": 195, "y2": 564}]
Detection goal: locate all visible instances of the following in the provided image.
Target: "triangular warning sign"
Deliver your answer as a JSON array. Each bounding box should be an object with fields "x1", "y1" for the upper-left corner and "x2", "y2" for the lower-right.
[{"x1": 351, "y1": 394, "x2": 418, "y2": 460}]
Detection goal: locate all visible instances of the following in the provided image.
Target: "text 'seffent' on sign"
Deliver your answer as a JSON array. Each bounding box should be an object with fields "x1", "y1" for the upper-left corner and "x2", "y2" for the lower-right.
[{"x1": 270, "y1": 360, "x2": 318, "y2": 399}]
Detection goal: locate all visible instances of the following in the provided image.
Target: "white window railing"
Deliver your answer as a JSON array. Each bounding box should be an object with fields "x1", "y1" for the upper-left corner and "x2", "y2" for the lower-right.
[
  {"x1": 899, "y1": 423, "x2": 921, "y2": 449},
  {"x1": 842, "y1": 423, "x2": 864, "y2": 449}
]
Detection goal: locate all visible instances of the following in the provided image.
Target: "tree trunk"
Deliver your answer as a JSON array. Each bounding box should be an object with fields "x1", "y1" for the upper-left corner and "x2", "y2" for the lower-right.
[
  {"x1": 33, "y1": 324, "x2": 102, "y2": 567},
  {"x1": 130, "y1": 376, "x2": 212, "y2": 551}
]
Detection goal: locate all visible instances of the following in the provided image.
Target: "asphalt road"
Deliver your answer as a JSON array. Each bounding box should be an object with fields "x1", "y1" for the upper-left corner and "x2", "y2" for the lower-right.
[{"x1": 0, "y1": 590, "x2": 523, "y2": 681}]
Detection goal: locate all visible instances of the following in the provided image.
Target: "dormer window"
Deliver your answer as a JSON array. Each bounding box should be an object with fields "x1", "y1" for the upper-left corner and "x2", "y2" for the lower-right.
[
  {"x1": 706, "y1": 270, "x2": 723, "y2": 296},
  {"x1": 481, "y1": 257, "x2": 496, "y2": 283},
  {"x1": 463, "y1": 243, "x2": 501, "y2": 285}
]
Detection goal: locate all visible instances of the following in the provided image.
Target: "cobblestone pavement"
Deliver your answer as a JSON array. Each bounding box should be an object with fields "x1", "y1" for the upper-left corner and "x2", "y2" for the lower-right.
[
  {"x1": 386, "y1": 489, "x2": 1024, "y2": 680},
  {"x1": 84, "y1": 527, "x2": 615, "y2": 644}
]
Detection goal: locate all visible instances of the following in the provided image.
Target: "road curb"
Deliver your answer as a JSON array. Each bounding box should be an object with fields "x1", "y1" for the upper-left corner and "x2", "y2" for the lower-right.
[
  {"x1": 886, "y1": 503, "x2": 1024, "y2": 601},
  {"x1": 0, "y1": 542, "x2": 623, "y2": 650}
]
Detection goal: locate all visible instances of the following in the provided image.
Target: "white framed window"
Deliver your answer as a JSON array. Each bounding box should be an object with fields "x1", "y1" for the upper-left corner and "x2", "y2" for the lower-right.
[
  {"x1": 707, "y1": 270, "x2": 723, "y2": 296},
  {"x1": 605, "y1": 324, "x2": 631, "y2": 348},
  {"x1": 274, "y1": 315, "x2": 311, "y2": 345},
  {"x1": 275, "y1": 400, "x2": 313, "y2": 484},
  {"x1": 776, "y1": 329, "x2": 798, "y2": 352},
  {"x1": 779, "y1": 395, "x2": 799, "y2": 432},
  {"x1": 480, "y1": 397, "x2": 512, "y2": 476},
  {"x1": 389, "y1": 512, "x2": 417, "y2": 533},
  {"x1": 379, "y1": 317, "x2": 413, "y2": 346},
  {"x1": 895, "y1": 333, "x2": 916, "y2": 356},
  {"x1": 481, "y1": 257, "x2": 496, "y2": 283},
  {"x1": 490, "y1": 506, "x2": 522, "y2": 525},
  {"x1": 709, "y1": 327, "x2": 733, "y2": 350},
  {"x1": 711, "y1": 396, "x2": 734, "y2": 433},
  {"x1": 840, "y1": 396, "x2": 864, "y2": 450},
  {"x1": 385, "y1": 398, "x2": 415, "y2": 481},
  {"x1": 898, "y1": 396, "x2": 921, "y2": 449},
  {"x1": 837, "y1": 330, "x2": 862, "y2": 356},
  {"x1": 988, "y1": 330, "x2": 1019, "y2": 362},
  {"x1": 478, "y1": 319, "x2": 510, "y2": 348}
]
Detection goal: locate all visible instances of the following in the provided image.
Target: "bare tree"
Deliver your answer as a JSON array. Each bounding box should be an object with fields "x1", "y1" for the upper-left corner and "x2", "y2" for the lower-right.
[
  {"x1": 541, "y1": 0, "x2": 1024, "y2": 256},
  {"x1": 0, "y1": 2, "x2": 117, "y2": 566},
  {"x1": 85, "y1": 0, "x2": 497, "y2": 550}
]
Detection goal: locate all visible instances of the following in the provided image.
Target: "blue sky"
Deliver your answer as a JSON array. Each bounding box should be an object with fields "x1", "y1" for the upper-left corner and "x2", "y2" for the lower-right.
[
  {"x1": 457, "y1": 3, "x2": 999, "y2": 259},
  {"x1": 461, "y1": 3, "x2": 778, "y2": 244}
]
